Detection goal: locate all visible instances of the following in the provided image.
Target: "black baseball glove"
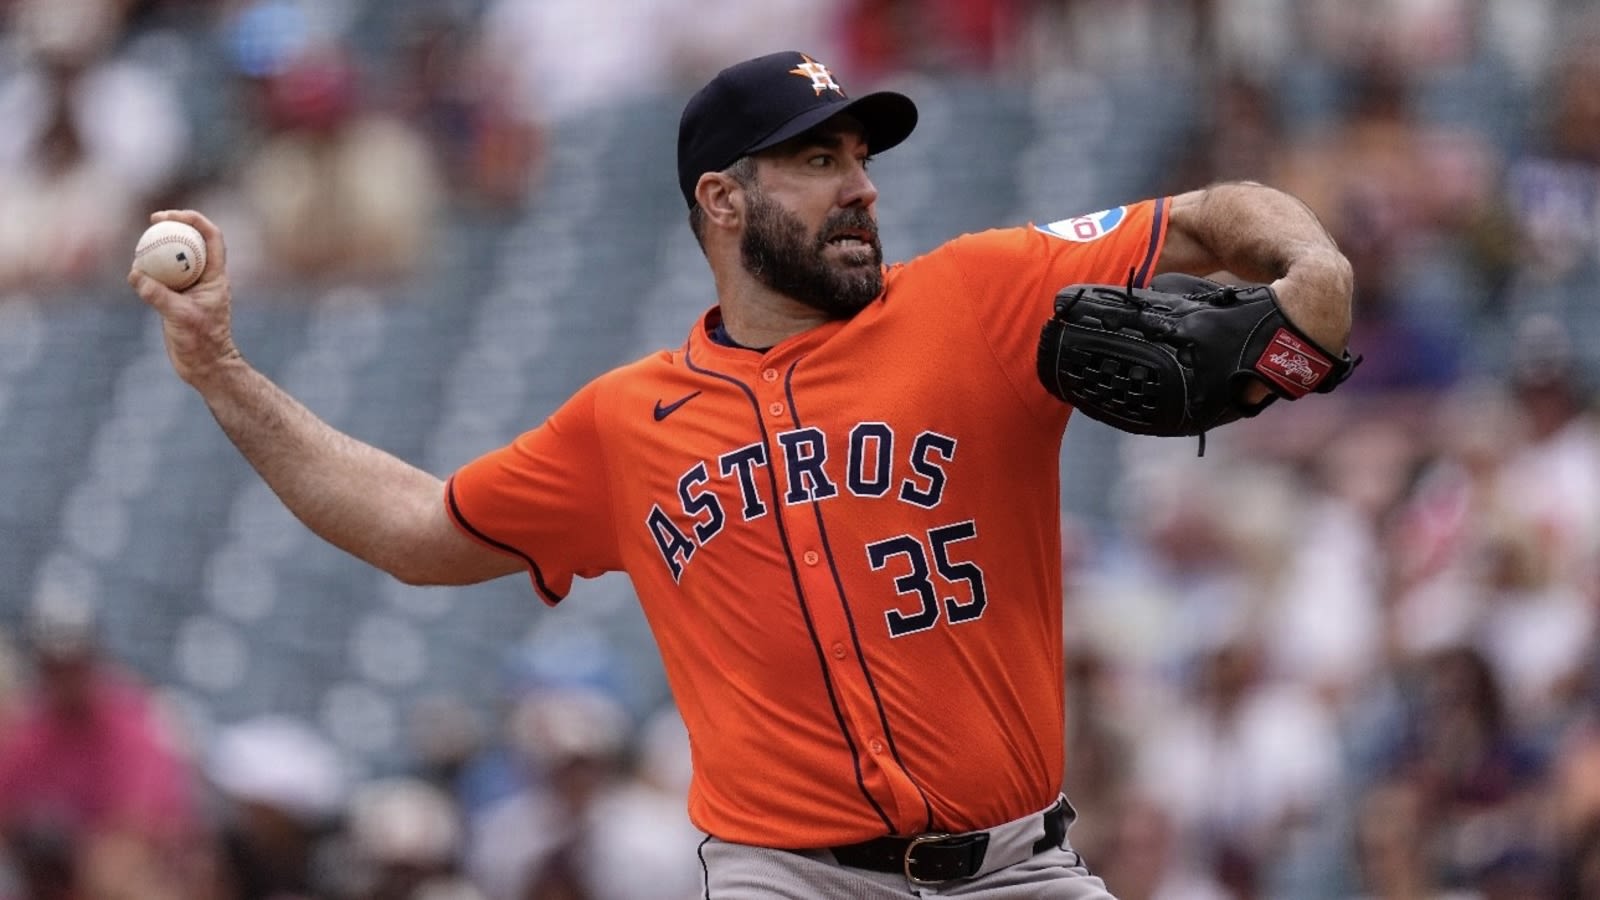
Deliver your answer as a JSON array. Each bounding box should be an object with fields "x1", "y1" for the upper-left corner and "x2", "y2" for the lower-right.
[{"x1": 1036, "y1": 273, "x2": 1358, "y2": 445}]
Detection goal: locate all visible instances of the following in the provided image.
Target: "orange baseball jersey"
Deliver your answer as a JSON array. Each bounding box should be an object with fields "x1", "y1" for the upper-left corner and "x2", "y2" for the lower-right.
[{"x1": 447, "y1": 197, "x2": 1170, "y2": 848}]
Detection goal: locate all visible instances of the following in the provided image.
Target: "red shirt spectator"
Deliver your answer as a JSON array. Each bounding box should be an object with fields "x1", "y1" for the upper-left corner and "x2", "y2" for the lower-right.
[{"x1": 0, "y1": 639, "x2": 197, "y2": 899}]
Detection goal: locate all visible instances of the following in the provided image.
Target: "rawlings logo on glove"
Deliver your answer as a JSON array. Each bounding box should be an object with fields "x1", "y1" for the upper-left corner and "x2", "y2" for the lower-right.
[{"x1": 1035, "y1": 273, "x2": 1358, "y2": 447}]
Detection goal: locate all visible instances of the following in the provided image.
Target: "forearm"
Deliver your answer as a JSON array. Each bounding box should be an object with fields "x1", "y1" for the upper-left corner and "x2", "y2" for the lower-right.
[
  {"x1": 130, "y1": 210, "x2": 516, "y2": 586},
  {"x1": 1166, "y1": 182, "x2": 1354, "y2": 353},
  {"x1": 191, "y1": 358, "x2": 447, "y2": 583}
]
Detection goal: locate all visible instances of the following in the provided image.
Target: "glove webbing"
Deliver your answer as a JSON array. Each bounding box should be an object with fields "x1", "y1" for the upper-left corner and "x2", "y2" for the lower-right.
[{"x1": 1057, "y1": 272, "x2": 1219, "y2": 455}]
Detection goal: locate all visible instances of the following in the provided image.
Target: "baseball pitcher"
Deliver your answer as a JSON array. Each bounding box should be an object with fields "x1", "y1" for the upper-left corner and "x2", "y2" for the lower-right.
[{"x1": 130, "y1": 51, "x2": 1354, "y2": 899}]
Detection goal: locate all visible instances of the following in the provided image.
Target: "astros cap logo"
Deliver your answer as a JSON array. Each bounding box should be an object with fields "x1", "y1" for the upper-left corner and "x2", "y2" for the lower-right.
[{"x1": 789, "y1": 54, "x2": 844, "y2": 96}]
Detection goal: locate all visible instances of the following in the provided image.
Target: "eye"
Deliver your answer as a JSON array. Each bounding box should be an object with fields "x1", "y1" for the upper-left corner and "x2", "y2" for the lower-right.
[{"x1": 807, "y1": 153, "x2": 834, "y2": 169}]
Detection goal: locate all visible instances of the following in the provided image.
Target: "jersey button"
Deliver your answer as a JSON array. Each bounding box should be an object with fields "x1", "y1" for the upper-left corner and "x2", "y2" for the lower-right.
[
  {"x1": 768, "y1": 401, "x2": 785, "y2": 417},
  {"x1": 869, "y1": 739, "x2": 885, "y2": 755},
  {"x1": 761, "y1": 368, "x2": 779, "y2": 383},
  {"x1": 803, "y1": 550, "x2": 819, "y2": 566},
  {"x1": 830, "y1": 642, "x2": 846, "y2": 660}
]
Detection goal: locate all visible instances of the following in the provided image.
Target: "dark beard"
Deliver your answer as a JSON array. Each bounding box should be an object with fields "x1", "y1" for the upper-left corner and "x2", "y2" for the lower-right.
[{"x1": 740, "y1": 189, "x2": 884, "y2": 318}]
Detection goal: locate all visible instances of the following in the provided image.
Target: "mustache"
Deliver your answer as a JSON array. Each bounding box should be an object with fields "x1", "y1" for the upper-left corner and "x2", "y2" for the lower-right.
[{"x1": 818, "y1": 209, "x2": 880, "y2": 247}]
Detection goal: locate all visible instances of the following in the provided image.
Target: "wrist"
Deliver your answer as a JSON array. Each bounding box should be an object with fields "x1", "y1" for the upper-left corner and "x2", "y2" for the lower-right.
[
  {"x1": 183, "y1": 347, "x2": 249, "y2": 390},
  {"x1": 1272, "y1": 254, "x2": 1353, "y2": 354}
]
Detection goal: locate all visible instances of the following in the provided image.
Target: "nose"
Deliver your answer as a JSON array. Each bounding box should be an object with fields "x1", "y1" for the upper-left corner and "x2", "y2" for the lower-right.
[{"x1": 840, "y1": 161, "x2": 878, "y2": 209}]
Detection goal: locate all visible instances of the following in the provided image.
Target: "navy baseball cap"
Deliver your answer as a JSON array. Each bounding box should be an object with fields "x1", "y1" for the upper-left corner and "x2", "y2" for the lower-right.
[{"x1": 677, "y1": 51, "x2": 918, "y2": 207}]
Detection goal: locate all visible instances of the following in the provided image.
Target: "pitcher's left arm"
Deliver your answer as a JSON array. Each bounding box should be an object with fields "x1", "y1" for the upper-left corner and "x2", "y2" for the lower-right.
[{"x1": 1158, "y1": 181, "x2": 1353, "y2": 357}]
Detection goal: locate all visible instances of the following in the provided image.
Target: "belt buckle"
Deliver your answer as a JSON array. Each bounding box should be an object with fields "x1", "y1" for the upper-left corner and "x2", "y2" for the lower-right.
[{"x1": 903, "y1": 832, "x2": 952, "y2": 886}]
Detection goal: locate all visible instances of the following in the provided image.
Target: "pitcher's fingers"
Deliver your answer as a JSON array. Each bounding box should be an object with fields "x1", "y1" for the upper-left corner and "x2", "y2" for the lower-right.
[{"x1": 128, "y1": 269, "x2": 180, "y2": 314}]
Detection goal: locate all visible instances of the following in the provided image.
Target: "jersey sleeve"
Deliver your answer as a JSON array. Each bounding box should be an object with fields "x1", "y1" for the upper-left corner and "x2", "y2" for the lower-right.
[
  {"x1": 944, "y1": 197, "x2": 1169, "y2": 418},
  {"x1": 953, "y1": 197, "x2": 1169, "y2": 329},
  {"x1": 445, "y1": 378, "x2": 621, "y2": 605}
]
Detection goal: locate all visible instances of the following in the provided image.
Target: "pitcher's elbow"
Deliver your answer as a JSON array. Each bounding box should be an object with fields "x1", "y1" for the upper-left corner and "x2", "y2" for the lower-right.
[{"x1": 389, "y1": 564, "x2": 450, "y2": 588}]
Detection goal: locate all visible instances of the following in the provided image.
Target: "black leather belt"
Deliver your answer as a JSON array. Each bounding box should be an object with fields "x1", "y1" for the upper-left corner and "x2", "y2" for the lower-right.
[{"x1": 827, "y1": 800, "x2": 1069, "y2": 884}]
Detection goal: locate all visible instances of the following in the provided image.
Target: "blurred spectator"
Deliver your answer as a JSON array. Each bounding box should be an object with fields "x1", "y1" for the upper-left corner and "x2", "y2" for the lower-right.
[
  {"x1": 464, "y1": 0, "x2": 842, "y2": 132},
  {"x1": 1469, "y1": 510, "x2": 1594, "y2": 739},
  {"x1": 1502, "y1": 29, "x2": 1600, "y2": 288},
  {"x1": 391, "y1": 9, "x2": 543, "y2": 211},
  {"x1": 0, "y1": 594, "x2": 200, "y2": 900},
  {"x1": 233, "y1": 39, "x2": 443, "y2": 283},
  {"x1": 1078, "y1": 450, "x2": 1272, "y2": 683},
  {"x1": 662, "y1": 0, "x2": 843, "y2": 88},
  {"x1": 1206, "y1": 0, "x2": 1299, "y2": 80},
  {"x1": 1013, "y1": 0, "x2": 1203, "y2": 79},
  {"x1": 465, "y1": 687, "x2": 698, "y2": 900},
  {"x1": 472, "y1": 0, "x2": 671, "y2": 126},
  {"x1": 1166, "y1": 69, "x2": 1286, "y2": 190},
  {"x1": 206, "y1": 714, "x2": 347, "y2": 900},
  {"x1": 1388, "y1": 646, "x2": 1550, "y2": 892},
  {"x1": 1493, "y1": 314, "x2": 1600, "y2": 589},
  {"x1": 1388, "y1": 340, "x2": 1599, "y2": 709},
  {"x1": 210, "y1": 1, "x2": 443, "y2": 284},
  {"x1": 404, "y1": 692, "x2": 492, "y2": 807},
  {"x1": 1264, "y1": 418, "x2": 1417, "y2": 700},
  {"x1": 1299, "y1": 0, "x2": 1483, "y2": 76},
  {"x1": 1273, "y1": 64, "x2": 1498, "y2": 392},
  {"x1": 1135, "y1": 640, "x2": 1343, "y2": 897},
  {"x1": 0, "y1": 0, "x2": 191, "y2": 290},
  {"x1": 1092, "y1": 791, "x2": 1231, "y2": 900},
  {"x1": 1057, "y1": 642, "x2": 1134, "y2": 870},
  {"x1": 579, "y1": 704, "x2": 699, "y2": 900},
  {"x1": 465, "y1": 685, "x2": 631, "y2": 900},
  {"x1": 341, "y1": 777, "x2": 481, "y2": 900},
  {"x1": 1345, "y1": 777, "x2": 1478, "y2": 900},
  {"x1": 1496, "y1": 21, "x2": 1600, "y2": 382},
  {"x1": 839, "y1": 0, "x2": 1022, "y2": 78}
]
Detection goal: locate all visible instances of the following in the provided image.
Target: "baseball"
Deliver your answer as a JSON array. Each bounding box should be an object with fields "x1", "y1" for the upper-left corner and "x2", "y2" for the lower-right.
[{"x1": 133, "y1": 220, "x2": 207, "y2": 291}]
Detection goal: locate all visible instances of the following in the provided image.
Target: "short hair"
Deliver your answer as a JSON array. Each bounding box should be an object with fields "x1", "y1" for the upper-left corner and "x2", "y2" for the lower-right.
[{"x1": 688, "y1": 156, "x2": 759, "y2": 251}]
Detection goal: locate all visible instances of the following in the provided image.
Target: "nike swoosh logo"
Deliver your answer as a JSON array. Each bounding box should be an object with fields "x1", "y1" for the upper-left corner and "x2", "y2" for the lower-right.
[{"x1": 653, "y1": 391, "x2": 702, "y2": 421}]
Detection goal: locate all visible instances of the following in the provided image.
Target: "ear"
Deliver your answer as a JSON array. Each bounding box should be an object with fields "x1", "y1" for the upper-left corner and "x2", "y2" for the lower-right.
[{"x1": 696, "y1": 172, "x2": 744, "y2": 229}]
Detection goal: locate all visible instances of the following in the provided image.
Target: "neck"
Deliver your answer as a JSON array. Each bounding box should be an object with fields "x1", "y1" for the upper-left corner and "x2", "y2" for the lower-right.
[{"x1": 714, "y1": 271, "x2": 832, "y2": 348}]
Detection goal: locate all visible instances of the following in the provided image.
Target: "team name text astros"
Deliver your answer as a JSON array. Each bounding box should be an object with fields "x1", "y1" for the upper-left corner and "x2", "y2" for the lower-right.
[{"x1": 646, "y1": 423, "x2": 958, "y2": 581}]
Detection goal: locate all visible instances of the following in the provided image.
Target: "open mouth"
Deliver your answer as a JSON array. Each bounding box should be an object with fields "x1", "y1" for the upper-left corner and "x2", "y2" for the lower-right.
[{"x1": 825, "y1": 228, "x2": 876, "y2": 251}]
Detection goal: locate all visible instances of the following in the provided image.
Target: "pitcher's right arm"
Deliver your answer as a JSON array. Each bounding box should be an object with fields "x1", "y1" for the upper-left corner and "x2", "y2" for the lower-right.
[{"x1": 127, "y1": 210, "x2": 522, "y2": 587}]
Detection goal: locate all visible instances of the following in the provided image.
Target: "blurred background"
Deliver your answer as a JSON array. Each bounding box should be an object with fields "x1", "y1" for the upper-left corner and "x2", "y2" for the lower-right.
[{"x1": 0, "y1": 0, "x2": 1597, "y2": 897}]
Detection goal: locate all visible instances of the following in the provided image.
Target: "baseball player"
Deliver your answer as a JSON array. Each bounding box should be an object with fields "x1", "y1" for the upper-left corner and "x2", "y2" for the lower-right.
[{"x1": 130, "y1": 51, "x2": 1353, "y2": 898}]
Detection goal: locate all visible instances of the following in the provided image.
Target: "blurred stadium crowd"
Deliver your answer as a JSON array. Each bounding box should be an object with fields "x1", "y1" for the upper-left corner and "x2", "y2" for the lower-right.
[{"x1": 4, "y1": 0, "x2": 1600, "y2": 898}]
